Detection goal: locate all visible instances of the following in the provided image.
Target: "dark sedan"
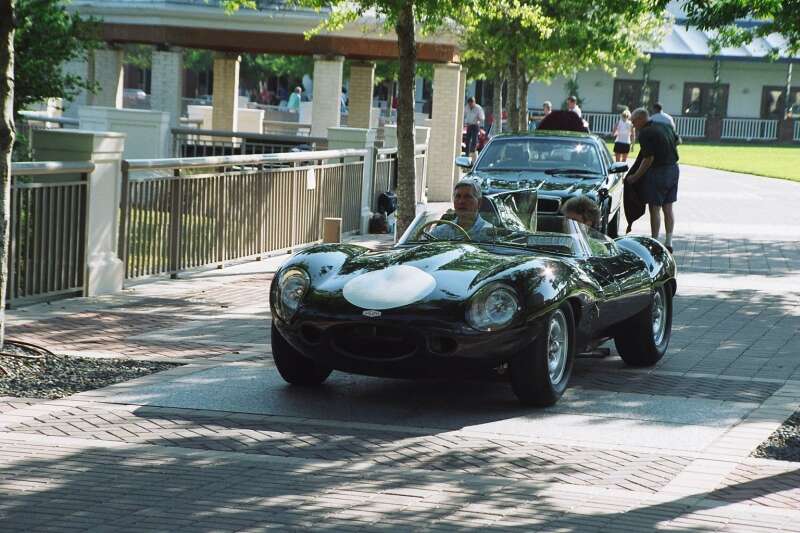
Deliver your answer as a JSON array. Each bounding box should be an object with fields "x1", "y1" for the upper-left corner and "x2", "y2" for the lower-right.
[{"x1": 456, "y1": 131, "x2": 628, "y2": 236}]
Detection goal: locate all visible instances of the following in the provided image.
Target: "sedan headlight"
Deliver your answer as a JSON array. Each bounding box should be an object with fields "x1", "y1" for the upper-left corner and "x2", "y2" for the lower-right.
[
  {"x1": 466, "y1": 284, "x2": 520, "y2": 332},
  {"x1": 277, "y1": 268, "x2": 310, "y2": 320}
]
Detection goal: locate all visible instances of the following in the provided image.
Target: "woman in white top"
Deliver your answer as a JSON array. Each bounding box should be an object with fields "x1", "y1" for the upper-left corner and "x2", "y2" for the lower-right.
[{"x1": 612, "y1": 109, "x2": 635, "y2": 162}]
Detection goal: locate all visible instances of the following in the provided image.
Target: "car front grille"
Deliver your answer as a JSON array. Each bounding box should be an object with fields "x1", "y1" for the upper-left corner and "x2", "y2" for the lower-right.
[{"x1": 329, "y1": 323, "x2": 418, "y2": 360}]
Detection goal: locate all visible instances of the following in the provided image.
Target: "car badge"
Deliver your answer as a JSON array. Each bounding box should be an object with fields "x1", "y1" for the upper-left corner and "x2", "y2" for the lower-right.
[{"x1": 362, "y1": 310, "x2": 382, "y2": 318}]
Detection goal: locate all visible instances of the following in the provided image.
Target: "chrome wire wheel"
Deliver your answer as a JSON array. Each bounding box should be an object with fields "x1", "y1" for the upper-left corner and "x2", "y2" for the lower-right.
[
  {"x1": 547, "y1": 309, "x2": 569, "y2": 385},
  {"x1": 652, "y1": 287, "x2": 667, "y2": 347}
]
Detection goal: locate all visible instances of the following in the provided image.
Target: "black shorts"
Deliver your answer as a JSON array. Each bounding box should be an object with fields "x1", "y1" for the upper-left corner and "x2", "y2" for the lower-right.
[
  {"x1": 613, "y1": 142, "x2": 631, "y2": 154},
  {"x1": 642, "y1": 164, "x2": 679, "y2": 206}
]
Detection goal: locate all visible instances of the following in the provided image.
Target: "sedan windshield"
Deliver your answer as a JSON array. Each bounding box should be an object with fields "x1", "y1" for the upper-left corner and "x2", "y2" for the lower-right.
[{"x1": 476, "y1": 138, "x2": 603, "y2": 175}]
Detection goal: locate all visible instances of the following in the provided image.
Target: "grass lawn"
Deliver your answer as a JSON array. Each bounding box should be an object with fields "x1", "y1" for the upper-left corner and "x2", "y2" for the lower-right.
[{"x1": 606, "y1": 142, "x2": 800, "y2": 182}]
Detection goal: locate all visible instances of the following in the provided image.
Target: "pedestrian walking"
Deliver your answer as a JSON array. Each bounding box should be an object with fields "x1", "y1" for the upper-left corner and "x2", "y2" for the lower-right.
[
  {"x1": 566, "y1": 96, "x2": 582, "y2": 117},
  {"x1": 463, "y1": 97, "x2": 485, "y2": 161},
  {"x1": 650, "y1": 102, "x2": 676, "y2": 129},
  {"x1": 612, "y1": 109, "x2": 635, "y2": 162},
  {"x1": 287, "y1": 86, "x2": 302, "y2": 112},
  {"x1": 624, "y1": 108, "x2": 680, "y2": 253}
]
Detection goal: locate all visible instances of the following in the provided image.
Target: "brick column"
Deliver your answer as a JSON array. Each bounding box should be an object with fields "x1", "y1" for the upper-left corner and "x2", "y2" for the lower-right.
[
  {"x1": 427, "y1": 63, "x2": 462, "y2": 202},
  {"x1": 32, "y1": 130, "x2": 126, "y2": 296},
  {"x1": 311, "y1": 55, "x2": 344, "y2": 138},
  {"x1": 212, "y1": 53, "x2": 241, "y2": 131},
  {"x1": 348, "y1": 61, "x2": 375, "y2": 129},
  {"x1": 151, "y1": 49, "x2": 184, "y2": 127},
  {"x1": 93, "y1": 48, "x2": 124, "y2": 108},
  {"x1": 454, "y1": 67, "x2": 467, "y2": 182}
]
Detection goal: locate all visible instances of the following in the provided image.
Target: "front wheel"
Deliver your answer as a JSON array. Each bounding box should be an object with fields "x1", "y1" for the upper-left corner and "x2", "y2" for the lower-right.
[
  {"x1": 271, "y1": 323, "x2": 332, "y2": 386},
  {"x1": 614, "y1": 284, "x2": 672, "y2": 367},
  {"x1": 510, "y1": 304, "x2": 576, "y2": 406}
]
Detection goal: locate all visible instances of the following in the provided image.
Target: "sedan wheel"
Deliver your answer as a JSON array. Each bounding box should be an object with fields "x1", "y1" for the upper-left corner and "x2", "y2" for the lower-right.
[
  {"x1": 614, "y1": 284, "x2": 673, "y2": 367},
  {"x1": 510, "y1": 304, "x2": 575, "y2": 407}
]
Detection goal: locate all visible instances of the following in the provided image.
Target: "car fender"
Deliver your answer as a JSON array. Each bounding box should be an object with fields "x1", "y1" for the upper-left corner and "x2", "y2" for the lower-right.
[{"x1": 615, "y1": 236, "x2": 677, "y2": 294}]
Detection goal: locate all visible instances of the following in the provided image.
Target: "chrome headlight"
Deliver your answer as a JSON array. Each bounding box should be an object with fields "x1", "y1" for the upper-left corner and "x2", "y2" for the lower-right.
[
  {"x1": 466, "y1": 284, "x2": 520, "y2": 332},
  {"x1": 277, "y1": 268, "x2": 310, "y2": 320}
]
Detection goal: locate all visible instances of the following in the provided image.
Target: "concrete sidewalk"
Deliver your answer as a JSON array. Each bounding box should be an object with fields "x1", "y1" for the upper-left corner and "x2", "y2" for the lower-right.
[{"x1": 1, "y1": 165, "x2": 799, "y2": 532}]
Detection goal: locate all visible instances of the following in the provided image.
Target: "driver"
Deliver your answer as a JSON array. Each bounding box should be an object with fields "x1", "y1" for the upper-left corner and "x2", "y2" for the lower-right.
[{"x1": 431, "y1": 178, "x2": 494, "y2": 240}]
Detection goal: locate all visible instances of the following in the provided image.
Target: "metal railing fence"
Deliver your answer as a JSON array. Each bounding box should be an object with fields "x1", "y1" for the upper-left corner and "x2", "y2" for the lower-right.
[
  {"x1": 171, "y1": 126, "x2": 326, "y2": 158},
  {"x1": 674, "y1": 116, "x2": 706, "y2": 138},
  {"x1": 120, "y1": 149, "x2": 367, "y2": 279},
  {"x1": 8, "y1": 162, "x2": 91, "y2": 306},
  {"x1": 721, "y1": 118, "x2": 778, "y2": 141},
  {"x1": 371, "y1": 144, "x2": 428, "y2": 211},
  {"x1": 794, "y1": 120, "x2": 800, "y2": 142}
]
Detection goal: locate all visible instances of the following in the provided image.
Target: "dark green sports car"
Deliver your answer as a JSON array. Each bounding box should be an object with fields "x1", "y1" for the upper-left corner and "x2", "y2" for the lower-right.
[
  {"x1": 269, "y1": 190, "x2": 676, "y2": 406},
  {"x1": 456, "y1": 130, "x2": 628, "y2": 236}
]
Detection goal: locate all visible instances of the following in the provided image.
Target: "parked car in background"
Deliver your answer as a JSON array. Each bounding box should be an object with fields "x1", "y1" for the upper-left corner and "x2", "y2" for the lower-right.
[{"x1": 269, "y1": 189, "x2": 676, "y2": 406}]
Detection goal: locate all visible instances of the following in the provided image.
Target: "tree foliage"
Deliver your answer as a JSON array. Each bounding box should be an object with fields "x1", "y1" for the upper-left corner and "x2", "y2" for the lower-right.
[
  {"x1": 683, "y1": 0, "x2": 800, "y2": 55},
  {"x1": 462, "y1": 0, "x2": 668, "y2": 131},
  {"x1": 14, "y1": 0, "x2": 100, "y2": 114}
]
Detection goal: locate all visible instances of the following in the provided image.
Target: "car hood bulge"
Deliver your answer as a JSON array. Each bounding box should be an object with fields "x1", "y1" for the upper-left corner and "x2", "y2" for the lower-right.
[{"x1": 292, "y1": 243, "x2": 563, "y2": 311}]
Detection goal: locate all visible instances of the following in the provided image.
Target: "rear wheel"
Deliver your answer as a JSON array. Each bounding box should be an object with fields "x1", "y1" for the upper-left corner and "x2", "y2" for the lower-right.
[
  {"x1": 614, "y1": 285, "x2": 672, "y2": 366},
  {"x1": 271, "y1": 323, "x2": 332, "y2": 386},
  {"x1": 510, "y1": 304, "x2": 575, "y2": 406}
]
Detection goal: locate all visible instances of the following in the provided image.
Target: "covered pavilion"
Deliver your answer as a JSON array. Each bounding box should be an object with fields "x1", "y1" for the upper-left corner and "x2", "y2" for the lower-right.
[{"x1": 66, "y1": 0, "x2": 468, "y2": 200}]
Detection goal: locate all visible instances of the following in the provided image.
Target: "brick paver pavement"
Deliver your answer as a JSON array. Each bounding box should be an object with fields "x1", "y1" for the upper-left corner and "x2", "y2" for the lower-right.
[{"x1": 1, "y1": 165, "x2": 799, "y2": 531}]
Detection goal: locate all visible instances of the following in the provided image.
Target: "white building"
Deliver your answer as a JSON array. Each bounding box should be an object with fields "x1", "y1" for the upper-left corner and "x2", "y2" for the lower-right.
[{"x1": 525, "y1": 2, "x2": 799, "y2": 141}]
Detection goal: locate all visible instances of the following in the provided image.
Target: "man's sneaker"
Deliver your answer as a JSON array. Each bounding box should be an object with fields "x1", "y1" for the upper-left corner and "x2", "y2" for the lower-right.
[{"x1": 666, "y1": 245, "x2": 674, "y2": 254}]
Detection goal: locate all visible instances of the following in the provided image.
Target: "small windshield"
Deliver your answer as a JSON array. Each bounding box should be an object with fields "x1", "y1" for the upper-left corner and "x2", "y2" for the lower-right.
[{"x1": 476, "y1": 137, "x2": 603, "y2": 175}]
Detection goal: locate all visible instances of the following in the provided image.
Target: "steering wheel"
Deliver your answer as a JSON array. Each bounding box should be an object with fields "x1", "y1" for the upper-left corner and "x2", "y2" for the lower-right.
[{"x1": 413, "y1": 219, "x2": 472, "y2": 242}]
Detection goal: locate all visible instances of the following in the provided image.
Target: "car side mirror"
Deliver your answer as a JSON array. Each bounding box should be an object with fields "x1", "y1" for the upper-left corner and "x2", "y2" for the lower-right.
[
  {"x1": 455, "y1": 156, "x2": 474, "y2": 169},
  {"x1": 609, "y1": 162, "x2": 629, "y2": 173}
]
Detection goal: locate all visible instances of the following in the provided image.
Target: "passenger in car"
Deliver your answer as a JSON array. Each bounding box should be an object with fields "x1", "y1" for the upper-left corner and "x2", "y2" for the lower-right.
[
  {"x1": 561, "y1": 196, "x2": 600, "y2": 228},
  {"x1": 431, "y1": 178, "x2": 494, "y2": 240}
]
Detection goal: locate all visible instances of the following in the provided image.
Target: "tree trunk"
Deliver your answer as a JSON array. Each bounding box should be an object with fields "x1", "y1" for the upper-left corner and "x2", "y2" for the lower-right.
[
  {"x1": 0, "y1": 0, "x2": 15, "y2": 347},
  {"x1": 508, "y1": 54, "x2": 520, "y2": 132},
  {"x1": 518, "y1": 72, "x2": 528, "y2": 131},
  {"x1": 394, "y1": 0, "x2": 416, "y2": 238},
  {"x1": 491, "y1": 78, "x2": 503, "y2": 135}
]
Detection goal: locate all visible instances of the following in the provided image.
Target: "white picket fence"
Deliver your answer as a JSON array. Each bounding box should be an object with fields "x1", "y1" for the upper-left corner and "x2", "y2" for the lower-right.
[
  {"x1": 674, "y1": 116, "x2": 706, "y2": 138},
  {"x1": 583, "y1": 112, "x2": 618, "y2": 135},
  {"x1": 721, "y1": 118, "x2": 778, "y2": 141}
]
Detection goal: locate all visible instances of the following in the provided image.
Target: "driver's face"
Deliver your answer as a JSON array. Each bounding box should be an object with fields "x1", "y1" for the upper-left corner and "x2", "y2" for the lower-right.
[{"x1": 453, "y1": 187, "x2": 479, "y2": 217}]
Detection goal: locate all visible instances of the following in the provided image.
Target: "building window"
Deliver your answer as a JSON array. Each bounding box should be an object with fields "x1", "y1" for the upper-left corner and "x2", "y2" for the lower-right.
[
  {"x1": 682, "y1": 83, "x2": 729, "y2": 117},
  {"x1": 761, "y1": 86, "x2": 800, "y2": 119},
  {"x1": 612, "y1": 79, "x2": 659, "y2": 113}
]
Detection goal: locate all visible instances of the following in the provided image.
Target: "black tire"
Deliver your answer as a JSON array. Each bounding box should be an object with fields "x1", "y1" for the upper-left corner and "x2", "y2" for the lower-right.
[
  {"x1": 614, "y1": 284, "x2": 672, "y2": 367},
  {"x1": 607, "y1": 210, "x2": 620, "y2": 238},
  {"x1": 510, "y1": 304, "x2": 576, "y2": 406},
  {"x1": 271, "y1": 323, "x2": 332, "y2": 386}
]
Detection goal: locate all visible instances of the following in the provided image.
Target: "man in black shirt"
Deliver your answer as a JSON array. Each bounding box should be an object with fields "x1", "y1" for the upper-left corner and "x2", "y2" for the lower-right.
[{"x1": 625, "y1": 108, "x2": 679, "y2": 253}]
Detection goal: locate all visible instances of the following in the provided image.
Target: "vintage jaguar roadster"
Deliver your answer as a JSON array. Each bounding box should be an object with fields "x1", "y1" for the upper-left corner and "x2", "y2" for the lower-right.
[{"x1": 269, "y1": 190, "x2": 676, "y2": 406}]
